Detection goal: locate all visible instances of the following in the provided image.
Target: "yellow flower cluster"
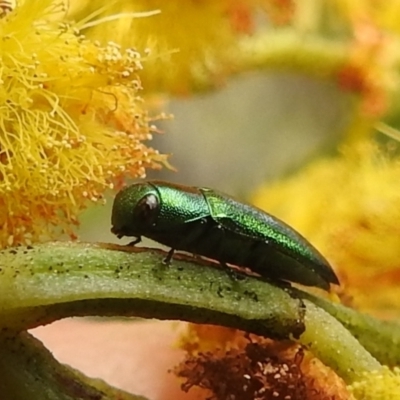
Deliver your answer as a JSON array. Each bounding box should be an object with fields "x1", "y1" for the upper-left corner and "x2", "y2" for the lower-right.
[
  {"x1": 71, "y1": 0, "x2": 294, "y2": 94},
  {"x1": 73, "y1": 0, "x2": 236, "y2": 94},
  {"x1": 348, "y1": 367, "x2": 400, "y2": 400},
  {"x1": 0, "y1": 0, "x2": 167, "y2": 247},
  {"x1": 252, "y1": 142, "x2": 400, "y2": 314},
  {"x1": 334, "y1": 0, "x2": 400, "y2": 34}
]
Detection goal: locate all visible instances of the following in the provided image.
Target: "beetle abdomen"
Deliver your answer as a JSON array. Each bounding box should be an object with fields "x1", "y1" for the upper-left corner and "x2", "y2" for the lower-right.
[{"x1": 147, "y1": 216, "x2": 334, "y2": 290}]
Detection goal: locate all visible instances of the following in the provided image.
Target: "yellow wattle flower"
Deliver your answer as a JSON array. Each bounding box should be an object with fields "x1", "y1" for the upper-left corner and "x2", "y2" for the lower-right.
[
  {"x1": 75, "y1": 0, "x2": 236, "y2": 94},
  {"x1": 0, "y1": 0, "x2": 168, "y2": 247},
  {"x1": 333, "y1": 0, "x2": 400, "y2": 34},
  {"x1": 348, "y1": 367, "x2": 400, "y2": 399},
  {"x1": 71, "y1": 0, "x2": 295, "y2": 94},
  {"x1": 252, "y1": 142, "x2": 400, "y2": 315}
]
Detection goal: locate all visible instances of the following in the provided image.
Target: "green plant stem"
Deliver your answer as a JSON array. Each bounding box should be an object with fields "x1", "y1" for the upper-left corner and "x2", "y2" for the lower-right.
[
  {"x1": 0, "y1": 329, "x2": 146, "y2": 400},
  {"x1": 295, "y1": 289, "x2": 400, "y2": 368},
  {"x1": 191, "y1": 29, "x2": 349, "y2": 92},
  {"x1": 238, "y1": 29, "x2": 348, "y2": 78},
  {"x1": 0, "y1": 241, "x2": 391, "y2": 385},
  {"x1": 0, "y1": 242, "x2": 305, "y2": 338},
  {"x1": 299, "y1": 300, "x2": 381, "y2": 382}
]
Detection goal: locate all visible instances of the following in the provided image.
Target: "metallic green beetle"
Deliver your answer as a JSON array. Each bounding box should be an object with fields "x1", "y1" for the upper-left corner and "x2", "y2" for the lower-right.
[{"x1": 111, "y1": 180, "x2": 339, "y2": 290}]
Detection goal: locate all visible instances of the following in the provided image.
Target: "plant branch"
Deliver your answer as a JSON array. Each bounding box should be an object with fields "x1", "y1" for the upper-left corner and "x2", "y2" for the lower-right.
[
  {"x1": 0, "y1": 329, "x2": 146, "y2": 400},
  {"x1": 0, "y1": 241, "x2": 392, "y2": 384}
]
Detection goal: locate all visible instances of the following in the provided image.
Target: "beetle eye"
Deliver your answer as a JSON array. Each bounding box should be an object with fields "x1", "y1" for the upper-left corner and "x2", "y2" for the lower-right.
[{"x1": 134, "y1": 194, "x2": 159, "y2": 226}]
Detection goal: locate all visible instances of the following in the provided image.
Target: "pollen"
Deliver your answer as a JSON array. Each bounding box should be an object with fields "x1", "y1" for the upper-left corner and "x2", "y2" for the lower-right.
[
  {"x1": 0, "y1": 0, "x2": 168, "y2": 247},
  {"x1": 348, "y1": 367, "x2": 400, "y2": 399},
  {"x1": 76, "y1": 0, "x2": 270, "y2": 94}
]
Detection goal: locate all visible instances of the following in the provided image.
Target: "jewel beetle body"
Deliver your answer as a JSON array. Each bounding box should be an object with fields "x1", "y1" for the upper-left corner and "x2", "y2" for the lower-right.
[{"x1": 111, "y1": 180, "x2": 339, "y2": 290}]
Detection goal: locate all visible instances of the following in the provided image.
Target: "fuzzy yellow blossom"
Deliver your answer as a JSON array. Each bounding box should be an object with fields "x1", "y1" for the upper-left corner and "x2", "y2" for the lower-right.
[
  {"x1": 70, "y1": 0, "x2": 295, "y2": 94},
  {"x1": 0, "y1": 0, "x2": 168, "y2": 248},
  {"x1": 73, "y1": 0, "x2": 238, "y2": 94},
  {"x1": 179, "y1": 324, "x2": 244, "y2": 355},
  {"x1": 252, "y1": 142, "x2": 400, "y2": 314},
  {"x1": 333, "y1": 0, "x2": 400, "y2": 35},
  {"x1": 327, "y1": 0, "x2": 400, "y2": 124},
  {"x1": 348, "y1": 367, "x2": 400, "y2": 399}
]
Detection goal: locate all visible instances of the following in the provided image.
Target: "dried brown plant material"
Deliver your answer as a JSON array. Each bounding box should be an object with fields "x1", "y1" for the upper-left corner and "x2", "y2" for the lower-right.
[{"x1": 175, "y1": 335, "x2": 352, "y2": 400}]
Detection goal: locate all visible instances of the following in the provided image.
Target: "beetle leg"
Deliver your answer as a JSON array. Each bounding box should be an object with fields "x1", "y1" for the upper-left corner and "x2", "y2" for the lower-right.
[
  {"x1": 163, "y1": 248, "x2": 175, "y2": 265},
  {"x1": 128, "y1": 236, "x2": 141, "y2": 246},
  {"x1": 223, "y1": 264, "x2": 247, "y2": 281}
]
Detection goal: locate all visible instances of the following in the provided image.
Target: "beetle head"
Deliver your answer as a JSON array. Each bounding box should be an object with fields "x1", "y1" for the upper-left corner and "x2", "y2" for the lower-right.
[{"x1": 111, "y1": 182, "x2": 160, "y2": 238}]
